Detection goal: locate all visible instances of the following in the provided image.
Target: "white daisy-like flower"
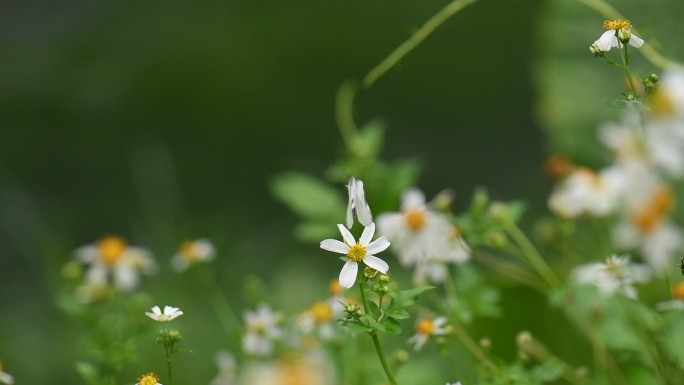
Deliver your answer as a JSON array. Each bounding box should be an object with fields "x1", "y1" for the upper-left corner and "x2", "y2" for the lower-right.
[
  {"x1": 407, "y1": 316, "x2": 450, "y2": 351},
  {"x1": 75, "y1": 236, "x2": 156, "y2": 293},
  {"x1": 346, "y1": 176, "x2": 373, "y2": 229},
  {"x1": 572, "y1": 255, "x2": 651, "y2": 299},
  {"x1": 548, "y1": 166, "x2": 625, "y2": 218},
  {"x1": 320, "y1": 223, "x2": 390, "y2": 288},
  {"x1": 136, "y1": 372, "x2": 162, "y2": 385},
  {"x1": 296, "y1": 299, "x2": 341, "y2": 341},
  {"x1": 145, "y1": 305, "x2": 184, "y2": 322},
  {"x1": 0, "y1": 361, "x2": 14, "y2": 385},
  {"x1": 171, "y1": 238, "x2": 216, "y2": 272},
  {"x1": 242, "y1": 304, "x2": 283, "y2": 356},
  {"x1": 238, "y1": 351, "x2": 335, "y2": 385},
  {"x1": 210, "y1": 351, "x2": 237, "y2": 385},
  {"x1": 591, "y1": 19, "x2": 644, "y2": 54}
]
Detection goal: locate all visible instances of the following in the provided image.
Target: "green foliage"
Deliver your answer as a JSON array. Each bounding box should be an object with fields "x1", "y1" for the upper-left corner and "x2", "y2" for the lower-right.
[{"x1": 447, "y1": 264, "x2": 501, "y2": 323}]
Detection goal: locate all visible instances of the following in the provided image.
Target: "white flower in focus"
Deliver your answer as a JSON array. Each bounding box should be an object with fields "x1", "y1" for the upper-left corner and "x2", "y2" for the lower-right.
[
  {"x1": 145, "y1": 305, "x2": 184, "y2": 322},
  {"x1": 592, "y1": 19, "x2": 644, "y2": 54},
  {"x1": 242, "y1": 304, "x2": 283, "y2": 356},
  {"x1": 171, "y1": 238, "x2": 216, "y2": 272},
  {"x1": 320, "y1": 223, "x2": 390, "y2": 288},
  {"x1": 346, "y1": 177, "x2": 373, "y2": 229},
  {"x1": 407, "y1": 316, "x2": 449, "y2": 351},
  {"x1": 0, "y1": 361, "x2": 14, "y2": 385},
  {"x1": 136, "y1": 372, "x2": 162, "y2": 385},
  {"x1": 548, "y1": 167, "x2": 625, "y2": 218},
  {"x1": 75, "y1": 236, "x2": 156, "y2": 293},
  {"x1": 572, "y1": 255, "x2": 651, "y2": 299},
  {"x1": 210, "y1": 351, "x2": 237, "y2": 385}
]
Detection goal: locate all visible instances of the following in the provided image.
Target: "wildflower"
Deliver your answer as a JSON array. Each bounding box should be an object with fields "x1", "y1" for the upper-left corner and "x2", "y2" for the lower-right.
[
  {"x1": 0, "y1": 361, "x2": 14, "y2": 385},
  {"x1": 346, "y1": 177, "x2": 373, "y2": 229},
  {"x1": 297, "y1": 300, "x2": 339, "y2": 340},
  {"x1": 210, "y1": 351, "x2": 237, "y2": 385},
  {"x1": 413, "y1": 230, "x2": 471, "y2": 284},
  {"x1": 238, "y1": 351, "x2": 335, "y2": 385},
  {"x1": 242, "y1": 304, "x2": 283, "y2": 356},
  {"x1": 572, "y1": 255, "x2": 651, "y2": 299},
  {"x1": 145, "y1": 305, "x2": 184, "y2": 322},
  {"x1": 75, "y1": 236, "x2": 156, "y2": 292},
  {"x1": 171, "y1": 238, "x2": 216, "y2": 272},
  {"x1": 591, "y1": 19, "x2": 644, "y2": 54},
  {"x1": 548, "y1": 167, "x2": 625, "y2": 218},
  {"x1": 320, "y1": 223, "x2": 390, "y2": 288},
  {"x1": 407, "y1": 316, "x2": 449, "y2": 351},
  {"x1": 136, "y1": 373, "x2": 162, "y2": 385}
]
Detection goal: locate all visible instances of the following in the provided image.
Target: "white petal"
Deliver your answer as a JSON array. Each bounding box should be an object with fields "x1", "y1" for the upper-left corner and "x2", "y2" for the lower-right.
[
  {"x1": 359, "y1": 223, "x2": 376, "y2": 245},
  {"x1": 629, "y1": 34, "x2": 644, "y2": 48},
  {"x1": 320, "y1": 239, "x2": 350, "y2": 254},
  {"x1": 364, "y1": 255, "x2": 389, "y2": 274},
  {"x1": 401, "y1": 188, "x2": 426, "y2": 211},
  {"x1": 337, "y1": 224, "x2": 356, "y2": 245},
  {"x1": 339, "y1": 261, "x2": 358, "y2": 288},
  {"x1": 366, "y1": 236, "x2": 390, "y2": 254},
  {"x1": 597, "y1": 30, "x2": 616, "y2": 51},
  {"x1": 152, "y1": 306, "x2": 162, "y2": 315},
  {"x1": 354, "y1": 179, "x2": 374, "y2": 226}
]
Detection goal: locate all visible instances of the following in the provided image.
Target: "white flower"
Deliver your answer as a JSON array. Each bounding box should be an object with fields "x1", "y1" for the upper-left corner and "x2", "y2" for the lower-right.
[
  {"x1": 145, "y1": 305, "x2": 184, "y2": 322},
  {"x1": 238, "y1": 352, "x2": 335, "y2": 385},
  {"x1": 572, "y1": 255, "x2": 651, "y2": 299},
  {"x1": 447, "y1": 383, "x2": 463, "y2": 385},
  {"x1": 592, "y1": 19, "x2": 643, "y2": 53},
  {"x1": 242, "y1": 304, "x2": 283, "y2": 356},
  {"x1": 75, "y1": 236, "x2": 156, "y2": 293},
  {"x1": 320, "y1": 223, "x2": 390, "y2": 288},
  {"x1": 296, "y1": 299, "x2": 341, "y2": 341},
  {"x1": 210, "y1": 351, "x2": 237, "y2": 385},
  {"x1": 548, "y1": 167, "x2": 625, "y2": 218},
  {"x1": 346, "y1": 177, "x2": 373, "y2": 229},
  {"x1": 0, "y1": 361, "x2": 14, "y2": 385},
  {"x1": 171, "y1": 238, "x2": 216, "y2": 272},
  {"x1": 407, "y1": 316, "x2": 449, "y2": 351},
  {"x1": 136, "y1": 372, "x2": 162, "y2": 385}
]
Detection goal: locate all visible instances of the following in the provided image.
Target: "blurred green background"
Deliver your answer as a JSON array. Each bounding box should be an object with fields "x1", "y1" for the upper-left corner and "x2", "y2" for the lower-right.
[{"x1": 2, "y1": 0, "x2": 649, "y2": 382}]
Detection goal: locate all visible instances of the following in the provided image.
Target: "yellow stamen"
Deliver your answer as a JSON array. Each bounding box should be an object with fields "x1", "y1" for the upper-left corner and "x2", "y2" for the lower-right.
[
  {"x1": 649, "y1": 90, "x2": 676, "y2": 117},
  {"x1": 97, "y1": 236, "x2": 127, "y2": 266},
  {"x1": 450, "y1": 226, "x2": 462, "y2": 240},
  {"x1": 138, "y1": 373, "x2": 159, "y2": 385},
  {"x1": 603, "y1": 19, "x2": 631, "y2": 30},
  {"x1": 179, "y1": 240, "x2": 199, "y2": 262},
  {"x1": 347, "y1": 244, "x2": 366, "y2": 262},
  {"x1": 404, "y1": 209, "x2": 426, "y2": 231},
  {"x1": 634, "y1": 186, "x2": 675, "y2": 233},
  {"x1": 672, "y1": 282, "x2": 684, "y2": 299},
  {"x1": 311, "y1": 301, "x2": 333, "y2": 323},
  {"x1": 416, "y1": 319, "x2": 434, "y2": 335}
]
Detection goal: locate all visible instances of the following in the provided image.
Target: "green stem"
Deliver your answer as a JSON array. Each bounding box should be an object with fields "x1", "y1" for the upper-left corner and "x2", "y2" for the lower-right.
[
  {"x1": 363, "y1": 0, "x2": 479, "y2": 88},
  {"x1": 472, "y1": 249, "x2": 547, "y2": 293},
  {"x1": 335, "y1": 80, "x2": 361, "y2": 153},
  {"x1": 370, "y1": 332, "x2": 399, "y2": 385},
  {"x1": 621, "y1": 43, "x2": 638, "y2": 97},
  {"x1": 505, "y1": 223, "x2": 561, "y2": 288},
  {"x1": 166, "y1": 344, "x2": 174, "y2": 385}
]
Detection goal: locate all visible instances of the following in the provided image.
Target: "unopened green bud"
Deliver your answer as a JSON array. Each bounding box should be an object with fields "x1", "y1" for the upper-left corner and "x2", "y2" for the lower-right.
[
  {"x1": 372, "y1": 283, "x2": 389, "y2": 295},
  {"x1": 363, "y1": 267, "x2": 378, "y2": 279},
  {"x1": 484, "y1": 230, "x2": 507, "y2": 248},
  {"x1": 589, "y1": 43, "x2": 604, "y2": 57},
  {"x1": 343, "y1": 303, "x2": 363, "y2": 319},
  {"x1": 488, "y1": 202, "x2": 511, "y2": 224},
  {"x1": 378, "y1": 274, "x2": 390, "y2": 284},
  {"x1": 617, "y1": 28, "x2": 632, "y2": 45},
  {"x1": 392, "y1": 350, "x2": 409, "y2": 365}
]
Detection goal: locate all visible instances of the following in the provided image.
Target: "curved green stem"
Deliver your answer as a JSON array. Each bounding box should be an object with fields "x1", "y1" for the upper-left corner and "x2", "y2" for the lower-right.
[
  {"x1": 358, "y1": 280, "x2": 398, "y2": 385},
  {"x1": 505, "y1": 223, "x2": 561, "y2": 289}
]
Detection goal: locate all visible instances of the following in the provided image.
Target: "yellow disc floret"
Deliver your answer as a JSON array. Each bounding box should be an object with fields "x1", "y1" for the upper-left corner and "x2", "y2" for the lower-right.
[
  {"x1": 416, "y1": 319, "x2": 435, "y2": 335},
  {"x1": 138, "y1": 372, "x2": 159, "y2": 385},
  {"x1": 97, "y1": 236, "x2": 127, "y2": 266},
  {"x1": 179, "y1": 240, "x2": 199, "y2": 262},
  {"x1": 603, "y1": 19, "x2": 631, "y2": 30},
  {"x1": 311, "y1": 301, "x2": 333, "y2": 323},
  {"x1": 634, "y1": 186, "x2": 675, "y2": 233},
  {"x1": 347, "y1": 244, "x2": 367, "y2": 262},
  {"x1": 405, "y1": 209, "x2": 426, "y2": 231},
  {"x1": 672, "y1": 282, "x2": 684, "y2": 299}
]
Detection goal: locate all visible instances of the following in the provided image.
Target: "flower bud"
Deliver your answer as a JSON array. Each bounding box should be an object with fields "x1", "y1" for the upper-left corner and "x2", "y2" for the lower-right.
[{"x1": 617, "y1": 28, "x2": 632, "y2": 45}]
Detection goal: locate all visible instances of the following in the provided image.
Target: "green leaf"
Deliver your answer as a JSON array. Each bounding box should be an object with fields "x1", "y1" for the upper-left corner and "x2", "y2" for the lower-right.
[
  {"x1": 270, "y1": 172, "x2": 345, "y2": 220},
  {"x1": 381, "y1": 317, "x2": 403, "y2": 335},
  {"x1": 345, "y1": 322, "x2": 373, "y2": 336},
  {"x1": 529, "y1": 357, "x2": 565, "y2": 382}
]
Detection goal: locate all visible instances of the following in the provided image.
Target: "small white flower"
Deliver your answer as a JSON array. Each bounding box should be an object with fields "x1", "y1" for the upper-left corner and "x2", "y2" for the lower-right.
[
  {"x1": 320, "y1": 223, "x2": 390, "y2": 288},
  {"x1": 171, "y1": 238, "x2": 216, "y2": 272},
  {"x1": 548, "y1": 167, "x2": 625, "y2": 218},
  {"x1": 346, "y1": 177, "x2": 373, "y2": 229},
  {"x1": 407, "y1": 316, "x2": 449, "y2": 351},
  {"x1": 136, "y1": 372, "x2": 162, "y2": 385},
  {"x1": 210, "y1": 351, "x2": 237, "y2": 385},
  {"x1": 145, "y1": 305, "x2": 184, "y2": 322},
  {"x1": 572, "y1": 255, "x2": 651, "y2": 299},
  {"x1": 242, "y1": 304, "x2": 283, "y2": 356},
  {"x1": 0, "y1": 361, "x2": 14, "y2": 385},
  {"x1": 592, "y1": 19, "x2": 643, "y2": 53}
]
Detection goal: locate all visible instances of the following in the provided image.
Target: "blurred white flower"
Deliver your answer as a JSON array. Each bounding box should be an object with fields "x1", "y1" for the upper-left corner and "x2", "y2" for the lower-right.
[
  {"x1": 548, "y1": 167, "x2": 625, "y2": 218},
  {"x1": 320, "y1": 223, "x2": 390, "y2": 288},
  {"x1": 237, "y1": 351, "x2": 334, "y2": 385},
  {"x1": 447, "y1": 382, "x2": 463, "y2": 385},
  {"x1": 297, "y1": 299, "x2": 342, "y2": 341},
  {"x1": 346, "y1": 176, "x2": 373, "y2": 229},
  {"x1": 145, "y1": 305, "x2": 184, "y2": 322},
  {"x1": 0, "y1": 361, "x2": 14, "y2": 385},
  {"x1": 591, "y1": 19, "x2": 643, "y2": 53},
  {"x1": 75, "y1": 236, "x2": 156, "y2": 293},
  {"x1": 407, "y1": 316, "x2": 449, "y2": 351},
  {"x1": 171, "y1": 238, "x2": 216, "y2": 272},
  {"x1": 242, "y1": 304, "x2": 283, "y2": 356},
  {"x1": 136, "y1": 372, "x2": 162, "y2": 385},
  {"x1": 210, "y1": 351, "x2": 237, "y2": 385},
  {"x1": 572, "y1": 255, "x2": 651, "y2": 299}
]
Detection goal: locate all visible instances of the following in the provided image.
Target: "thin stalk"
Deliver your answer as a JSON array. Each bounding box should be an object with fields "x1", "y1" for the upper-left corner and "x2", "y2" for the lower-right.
[
  {"x1": 620, "y1": 43, "x2": 638, "y2": 97},
  {"x1": 472, "y1": 249, "x2": 547, "y2": 293},
  {"x1": 505, "y1": 223, "x2": 561, "y2": 288},
  {"x1": 165, "y1": 344, "x2": 174, "y2": 385},
  {"x1": 358, "y1": 281, "x2": 399, "y2": 385}
]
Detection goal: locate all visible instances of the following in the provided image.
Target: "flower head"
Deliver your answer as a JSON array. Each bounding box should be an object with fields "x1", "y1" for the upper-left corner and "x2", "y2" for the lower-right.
[
  {"x1": 136, "y1": 373, "x2": 162, "y2": 385},
  {"x1": 242, "y1": 304, "x2": 283, "y2": 356},
  {"x1": 171, "y1": 238, "x2": 216, "y2": 272},
  {"x1": 346, "y1": 177, "x2": 373, "y2": 229},
  {"x1": 572, "y1": 255, "x2": 651, "y2": 299},
  {"x1": 407, "y1": 316, "x2": 449, "y2": 351},
  {"x1": 320, "y1": 223, "x2": 390, "y2": 288},
  {"x1": 145, "y1": 306, "x2": 184, "y2": 322},
  {"x1": 591, "y1": 19, "x2": 644, "y2": 54}
]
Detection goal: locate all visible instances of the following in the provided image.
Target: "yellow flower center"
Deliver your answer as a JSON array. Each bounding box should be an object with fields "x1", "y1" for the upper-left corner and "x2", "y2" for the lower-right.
[
  {"x1": 179, "y1": 240, "x2": 199, "y2": 262},
  {"x1": 416, "y1": 319, "x2": 435, "y2": 335},
  {"x1": 633, "y1": 186, "x2": 675, "y2": 233},
  {"x1": 347, "y1": 243, "x2": 366, "y2": 262},
  {"x1": 311, "y1": 301, "x2": 333, "y2": 323},
  {"x1": 138, "y1": 373, "x2": 159, "y2": 385},
  {"x1": 603, "y1": 19, "x2": 631, "y2": 30},
  {"x1": 450, "y1": 226, "x2": 462, "y2": 240},
  {"x1": 649, "y1": 90, "x2": 676, "y2": 117},
  {"x1": 97, "y1": 236, "x2": 127, "y2": 266},
  {"x1": 672, "y1": 282, "x2": 684, "y2": 299},
  {"x1": 404, "y1": 209, "x2": 426, "y2": 231},
  {"x1": 328, "y1": 279, "x2": 342, "y2": 296}
]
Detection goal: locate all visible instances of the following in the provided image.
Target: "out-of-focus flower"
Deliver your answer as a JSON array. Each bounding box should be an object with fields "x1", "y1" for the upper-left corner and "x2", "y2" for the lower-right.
[
  {"x1": 242, "y1": 304, "x2": 283, "y2": 356},
  {"x1": 0, "y1": 361, "x2": 14, "y2": 385},
  {"x1": 145, "y1": 306, "x2": 184, "y2": 322},
  {"x1": 297, "y1": 300, "x2": 340, "y2": 341},
  {"x1": 572, "y1": 255, "x2": 651, "y2": 299},
  {"x1": 413, "y1": 228, "x2": 471, "y2": 284},
  {"x1": 75, "y1": 236, "x2": 156, "y2": 293},
  {"x1": 591, "y1": 19, "x2": 643, "y2": 54},
  {"x1": 320, "y1": 223, "x2": 390, "y2": 288},
  {"x1": 447, "y1": 382, "x2": 463, "y2": 385},
  {"x1": 656, "y1": 281, "x2": 684, "y2": 311},
  {"x1": 407, "y1": 316, "x2": 450, "y2": 351},
  {"x1": 136, "y1": 372, "x2": 162, "y2": 385},
  {"x1": 346, "y1": 177, "x2": 373, "y2": 229},
  {"x1": 171, "y1": 238, "x2": 216, "y2": 272},
  {"x1": 237, "y1": 351, "x2": 334, "y2": 385},
  {"x1": 210, "y1": 351, "x2": 237, "y2": 385},
  {"x1": 548, "y1": 167, "x2": 625, "y2": 218}
]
